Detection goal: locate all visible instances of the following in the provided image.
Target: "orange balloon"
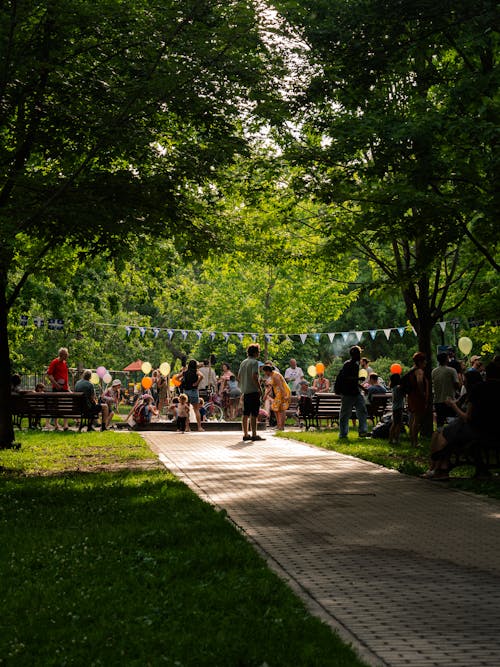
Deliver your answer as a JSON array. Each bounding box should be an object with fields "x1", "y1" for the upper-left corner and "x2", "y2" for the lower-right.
[
  {"x1": 316, "y1": 362, "x2": 325, "y2": 375},
  {"x1": 142, "y1": 376, "x2": 153, "y2": 389},
  {"x1": 172, "y1": 376, "x2": 181, "y2": 387},
  {"x1": 390, "y1": 363, "x2": 402, "y2": 375}
]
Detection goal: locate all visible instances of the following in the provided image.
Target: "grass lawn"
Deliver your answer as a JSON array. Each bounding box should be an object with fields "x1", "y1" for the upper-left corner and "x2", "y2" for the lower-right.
[
  {"x1": 278, "y1": 429, "x2": 500, "y2": 501},
  {"x1": 0, "y1": 431, "x2": 366, "y2": 667}
]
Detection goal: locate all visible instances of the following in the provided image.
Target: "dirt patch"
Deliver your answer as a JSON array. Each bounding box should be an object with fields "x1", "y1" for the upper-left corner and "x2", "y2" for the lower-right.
[{"x1": 1, "y1": 459, "x2": 164, "y2": 477}]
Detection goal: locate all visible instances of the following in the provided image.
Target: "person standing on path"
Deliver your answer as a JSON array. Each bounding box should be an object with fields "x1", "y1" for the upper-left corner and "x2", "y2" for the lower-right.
[
  {"x1": 335, "y1": 345, "x2": 369, "y2": 439},
  {"x1": 432, "y1": 351, "x2": 460, "y2": 428},
  {"x1": 238, "y1": 344, "x2": 265, "y2": 442}
]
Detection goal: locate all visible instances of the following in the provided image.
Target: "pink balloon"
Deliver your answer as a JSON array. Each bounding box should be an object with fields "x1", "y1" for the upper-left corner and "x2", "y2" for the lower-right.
[{"x1": 96, "y1": 366, "x2": 107, "y2": 379}]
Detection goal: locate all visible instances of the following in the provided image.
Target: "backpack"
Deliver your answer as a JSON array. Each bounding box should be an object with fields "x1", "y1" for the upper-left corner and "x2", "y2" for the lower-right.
[
  {"x1": 334, "y1": 361, "x2": 358, "y2": 395},
  {"x1": 334, "y1": 367, "x2": 347, "y2": 394},
  {"x1": 399, "y1": 369, "x2": 415, "y2": 395},
  {"x1": 133, "y1": 399, "x2": 147, "y2": 424},
  {"x1": 371, "y1": 414, "x2": 392, "y2": 439}
]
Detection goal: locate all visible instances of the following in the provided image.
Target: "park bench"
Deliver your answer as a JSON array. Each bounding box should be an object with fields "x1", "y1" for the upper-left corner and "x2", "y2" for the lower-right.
[
  {"x1": 285, "y1": 395, "x2": 300, "y2": 425},
  {"x1": 11, "y1": 392, "x2": 93, "y2": 431},
  {"x1": 366, "y1": 393, "x2": 392, "y2": 424},
  {"x1": 303, "y1": 393, "x2": 355, "y2": 430}
]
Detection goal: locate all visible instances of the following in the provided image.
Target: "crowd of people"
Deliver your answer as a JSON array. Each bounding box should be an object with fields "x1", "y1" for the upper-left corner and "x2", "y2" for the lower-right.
[{"x1": 11, "y1": 343, "x2": 499, "y2": 472}]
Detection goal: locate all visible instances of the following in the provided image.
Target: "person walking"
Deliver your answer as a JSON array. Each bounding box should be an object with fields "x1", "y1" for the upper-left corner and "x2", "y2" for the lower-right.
[
  {"x1": 335, "y1": 345, "x2": 369, "y2": 440},
  {"x1": 261, "y1": 364, "x2": 291, "y2": 430},
  {"x1": 237, "y1": 344, "x2": 265, "y2": 442}
]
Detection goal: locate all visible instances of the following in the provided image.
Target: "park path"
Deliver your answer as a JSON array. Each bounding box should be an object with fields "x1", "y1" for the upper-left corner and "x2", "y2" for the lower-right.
[{"x1": 144, "y1": 431, "x2": 500, "y2": 667}]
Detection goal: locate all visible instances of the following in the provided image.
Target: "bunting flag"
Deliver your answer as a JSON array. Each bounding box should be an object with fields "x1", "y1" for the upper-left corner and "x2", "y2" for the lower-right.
[
  {"x1": 66, "y1": 319, "x2": 464, "y2": 343},
  {"x1": 33, "y1": 317, "x2": 44, "y2": 328},
  {"x1": 20, "y1": 315, "x2": 29, "y2": 326}
]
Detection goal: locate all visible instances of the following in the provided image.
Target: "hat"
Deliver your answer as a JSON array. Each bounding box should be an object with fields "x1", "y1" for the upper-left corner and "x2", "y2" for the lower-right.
[
  {"x1": 112, "y1": 379, "x2": 121, "y2": 386},
  {"x1": 300, "y1": 379, "x2": 309, "y2": 386},
  {"x1": 470, "y1": 355, "x2": 481, "y2": 363}
]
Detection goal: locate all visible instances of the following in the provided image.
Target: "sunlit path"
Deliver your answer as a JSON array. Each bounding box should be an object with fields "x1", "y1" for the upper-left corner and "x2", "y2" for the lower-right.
[{"x1": 145, "y1": 431, "x2": 500, "y2": 667}]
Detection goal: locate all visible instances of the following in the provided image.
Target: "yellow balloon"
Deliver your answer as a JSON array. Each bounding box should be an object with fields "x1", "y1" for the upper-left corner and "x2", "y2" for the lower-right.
[
  {"x1": 458, "y1": 336, "x2": 473, "y2": 356},
  {"x1": 307, "y1": 365, "x2": 317, "y2": 377},
  {"x1": 141, "y1": 361, "x2": 152, "y2": 374},
  {"x1": 90, "y1": 372, "x2": 100, "y2": 385},
  {"x1": 358, "y1": 368, "x2": 368, "y2": 379},
  {"x1": 159, "y1": 362, "x2": 171, "y2": 376}
]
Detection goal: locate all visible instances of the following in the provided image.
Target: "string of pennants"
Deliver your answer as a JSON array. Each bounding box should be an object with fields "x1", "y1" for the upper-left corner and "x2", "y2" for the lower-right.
[
  {"x1": 19, "y1": 317, "x2": 460, "y2": 341},
  {"x1": 20, "y1": 316, "x2": 64, "y2": 330},
  {"x1": 93, "y1": 320, "x2": 456, "y2": 342}
]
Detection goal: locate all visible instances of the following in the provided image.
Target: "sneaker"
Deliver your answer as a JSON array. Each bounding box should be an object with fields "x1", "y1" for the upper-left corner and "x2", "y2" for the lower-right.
[
  {"x1": 251, "y1": 435, "x2": 266, "y2": 441},
  {"x1": 359, "y1": 432, "x2": 370, "y2": 438}
]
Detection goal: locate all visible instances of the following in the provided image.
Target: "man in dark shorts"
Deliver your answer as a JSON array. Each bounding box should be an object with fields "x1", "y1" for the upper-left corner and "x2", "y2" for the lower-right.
[{"x1": 237, "y1": 344, "x2": 265, "y2": 442}]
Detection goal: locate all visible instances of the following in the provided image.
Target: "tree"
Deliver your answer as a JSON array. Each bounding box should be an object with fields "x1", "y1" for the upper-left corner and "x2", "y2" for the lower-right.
[
  {"x1": 273, "y1": 0, "x2": 499, "y2": 430},
  {"x1": 0, "y1": 0, "x2": 282, "y2": 447}
]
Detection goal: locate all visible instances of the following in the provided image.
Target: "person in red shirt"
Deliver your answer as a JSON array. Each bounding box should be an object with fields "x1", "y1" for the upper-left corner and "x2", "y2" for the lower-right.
[{"x1": 46, "y1": 347, "x2": 70, "y2": 430}]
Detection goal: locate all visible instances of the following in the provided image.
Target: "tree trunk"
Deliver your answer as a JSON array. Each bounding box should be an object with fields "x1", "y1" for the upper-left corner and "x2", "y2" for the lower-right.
[{"x1": 0, "y1": 269, "x2": 17, "y2": 448}]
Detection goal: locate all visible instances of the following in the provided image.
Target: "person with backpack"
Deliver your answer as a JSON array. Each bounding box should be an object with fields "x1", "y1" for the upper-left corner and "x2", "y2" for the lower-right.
[{"x1": 334, "y1": 345, "x2": 369, "y2": 440}]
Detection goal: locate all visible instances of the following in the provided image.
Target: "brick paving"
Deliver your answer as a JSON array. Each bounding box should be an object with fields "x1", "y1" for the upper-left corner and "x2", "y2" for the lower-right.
[{"x1": 145, "y1": 431, "x2": 500, "y2": 667}]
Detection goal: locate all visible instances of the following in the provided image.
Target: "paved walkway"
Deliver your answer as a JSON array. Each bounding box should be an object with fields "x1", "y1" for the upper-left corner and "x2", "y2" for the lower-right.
[{"x1": 145, "y1": 431, "x2": 500, "y2": 667}]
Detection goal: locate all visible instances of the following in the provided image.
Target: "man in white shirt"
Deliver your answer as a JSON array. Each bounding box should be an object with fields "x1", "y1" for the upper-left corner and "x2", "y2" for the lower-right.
[
  {"x1": 432, "y1": 352, "x2": 460, "y2": 427},
  {"x1": 284, "y1": 358, "x2": 304, "y2": 395}
]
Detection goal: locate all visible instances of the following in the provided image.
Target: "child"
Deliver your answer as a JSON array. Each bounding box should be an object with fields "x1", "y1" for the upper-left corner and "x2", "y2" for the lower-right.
[
  {"x1": 389, "y1": 373, "x2": 404, "y2": 444},
  {"x1": 227, "y1": 374, "x2": 241, "y2": 420},
  {"x1": 176, "y1": 393, "x2": 190, "y2": 433},
  {"x1": 199, "y1": 397, "x2": 207, "y2": 422},
  {"x1": 167, "y1": 396, "x2": 179, "y2": 422}
]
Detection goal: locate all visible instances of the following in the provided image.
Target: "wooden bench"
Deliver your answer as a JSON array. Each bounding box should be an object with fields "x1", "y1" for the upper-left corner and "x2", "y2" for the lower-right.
[
  {"x1": 11, "y1": 392, "x2": 94, "y2": 431},
  {"x1": 285, "y1": 395, "x2": 300, "y2": 425},
  {"x1": 304, "y1": 393, "x2": 357, "y2": 430},
  {"x1": 366, "y1": 393, "x2": 392, "y2": 424}
]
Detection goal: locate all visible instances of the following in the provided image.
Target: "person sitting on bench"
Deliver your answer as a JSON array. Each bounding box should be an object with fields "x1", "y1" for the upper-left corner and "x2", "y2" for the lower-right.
[
  {"x1": 422, "y1": 363, "x2": 499, "y2": 479},
  {"x1": 75, "y1": 370, "x2": 111, "y2": 432}
]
